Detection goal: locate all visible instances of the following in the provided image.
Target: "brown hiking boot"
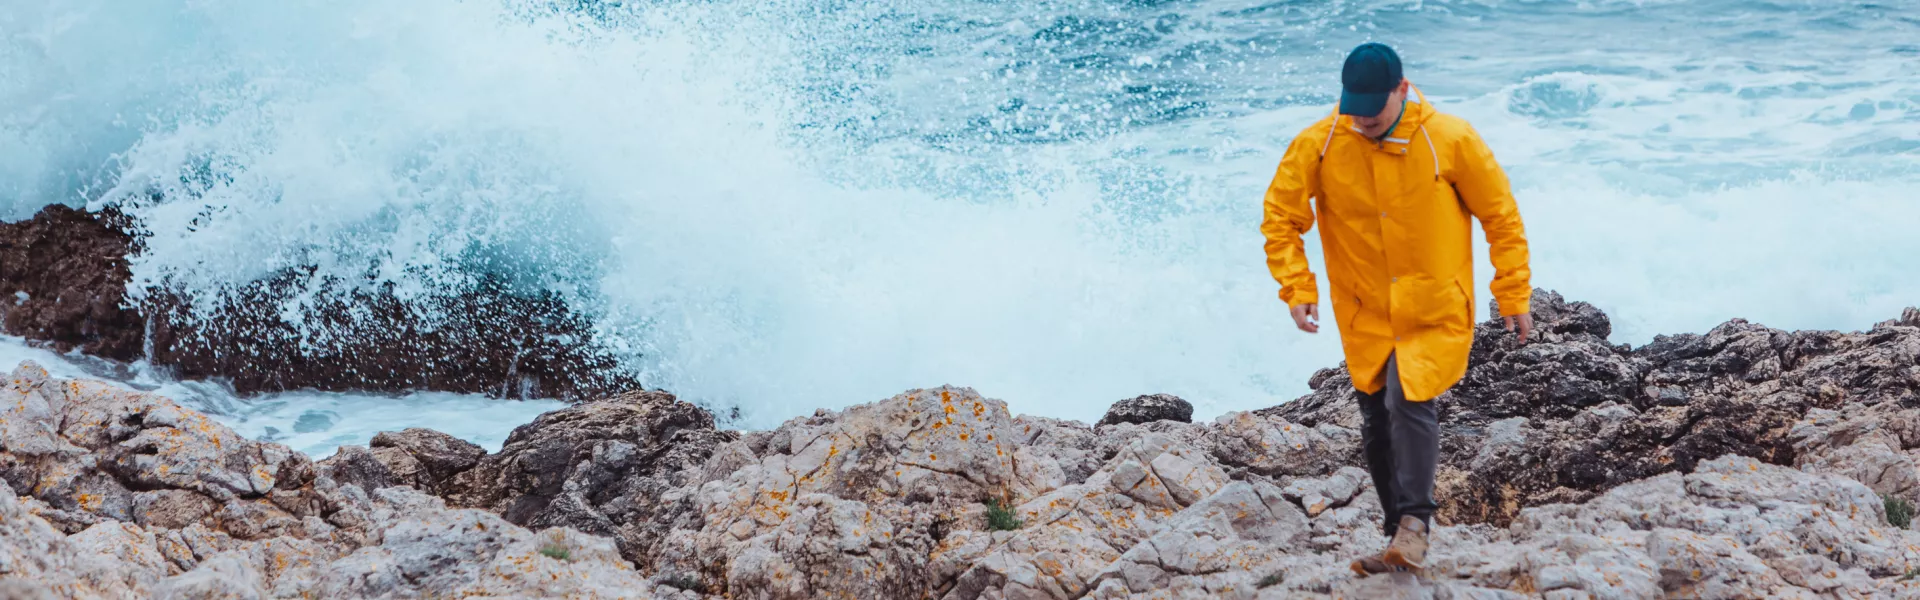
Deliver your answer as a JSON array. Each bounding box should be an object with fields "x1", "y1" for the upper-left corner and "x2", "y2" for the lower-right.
[
  {"x1": 1348, "y1": 553, "x2": 1397, "y2": 576},
  {"x1": 1381, "y1": 515, "x2": 1429, "y2": 571}
]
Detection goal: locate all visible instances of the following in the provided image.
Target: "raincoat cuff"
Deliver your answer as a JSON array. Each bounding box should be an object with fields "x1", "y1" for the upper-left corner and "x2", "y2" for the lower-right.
[
  {"x1": 1498, "y1": 295, "x2": 1531, "y2": 317},
  {"x1": 1281, "y1": 289, "x2": 1318, "y2": 307}
]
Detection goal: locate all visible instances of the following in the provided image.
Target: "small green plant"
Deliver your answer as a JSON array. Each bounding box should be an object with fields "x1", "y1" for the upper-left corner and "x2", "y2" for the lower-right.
[
  {"x1": 1257, "y1": 571, "x2": 1285, "y2": 588},
  {"x1": 985, "y1": 498, "x2": 1023, "y2": 531},
  {"x1": 1886, "y1": 494, "x2": 1914, "y2": 529},
  {"x1": 1905, "y1": 567, "x2": 1920, "y2": 582},
  {"x1": 538, "y1": 544, "x2": 571, "y2": 561}
]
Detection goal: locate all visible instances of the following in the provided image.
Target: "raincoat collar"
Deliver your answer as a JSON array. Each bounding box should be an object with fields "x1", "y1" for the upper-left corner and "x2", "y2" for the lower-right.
[{"x1": 1340, "y1": 84, "x2": 1433, "y2": 148}]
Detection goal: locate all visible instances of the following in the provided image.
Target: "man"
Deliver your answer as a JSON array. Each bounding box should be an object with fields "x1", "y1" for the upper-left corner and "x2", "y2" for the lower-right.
[{"x1": 1259, "y1": 42, "x2": 1534, "y2": 574}]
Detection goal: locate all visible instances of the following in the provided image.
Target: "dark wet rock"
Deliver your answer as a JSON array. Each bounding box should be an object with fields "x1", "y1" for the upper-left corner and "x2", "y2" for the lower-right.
[
  {"x1": 0, "y1": 205, "x2": 638, "y2": 401},
  {"x1": 1441, "y1": 290, "x2": 1643, "y2": 425},
  {"x1": 1097, "y1": 393, "x2": 1194, "y2": 427},
  {"x1": 444, "y1": 390, "x2": 737, "y2": 568},
  {"x1": 137, "y1": 270, "x2": 639, "y2": 401},
  {"x1": 0, "y1": 204, "x2": 143, "y2": 360}
]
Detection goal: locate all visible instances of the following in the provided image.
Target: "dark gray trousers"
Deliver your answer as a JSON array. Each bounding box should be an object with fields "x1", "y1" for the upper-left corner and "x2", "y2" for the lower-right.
[{"x1": 1358, "y1": 353, "x2": 1439, "y2": 538}]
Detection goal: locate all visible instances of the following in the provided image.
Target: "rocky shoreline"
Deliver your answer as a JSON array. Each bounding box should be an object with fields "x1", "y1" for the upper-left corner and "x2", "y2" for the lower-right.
[{"x1": 4, "y1": 291, "x2": 1920, "y2": 598}]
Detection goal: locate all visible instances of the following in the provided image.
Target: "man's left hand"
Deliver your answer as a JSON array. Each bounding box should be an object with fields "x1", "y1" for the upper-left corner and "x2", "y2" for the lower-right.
[{"x1": 1504, "y1": 312, "x2": 1533, "y2": 344}]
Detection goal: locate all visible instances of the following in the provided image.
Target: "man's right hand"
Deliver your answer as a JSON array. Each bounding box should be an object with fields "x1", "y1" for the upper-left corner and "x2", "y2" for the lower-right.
[{"x1": 1290, "y1": 303, "x2": 1320, "y2": 334}]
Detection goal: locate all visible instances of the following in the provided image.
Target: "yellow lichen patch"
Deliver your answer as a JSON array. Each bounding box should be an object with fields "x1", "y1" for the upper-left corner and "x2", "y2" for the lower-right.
[
  {"x1": 929, "y1": 453, "x2": 938, "y2": 461},
  {"x1": 768, "y1": 490, "x2": 790, "y2": 502},
  {"x1": 78, "y1": 493, "x2": 100, "y2": 511},
  {"x1": 959, "y1": 433, "x2": 970, "y2": 442}
]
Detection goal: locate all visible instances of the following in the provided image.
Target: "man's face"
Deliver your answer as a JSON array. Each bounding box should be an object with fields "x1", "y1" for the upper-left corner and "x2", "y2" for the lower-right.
[{"x1": 1349, "y1": 79, "x2": 1409, "y2": 139}]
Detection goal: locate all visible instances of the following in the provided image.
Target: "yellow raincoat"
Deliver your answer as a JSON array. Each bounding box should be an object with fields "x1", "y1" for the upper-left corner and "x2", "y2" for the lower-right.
[{"x1": 1261, "y1": 85, "x2": 1531, "y2": 401}]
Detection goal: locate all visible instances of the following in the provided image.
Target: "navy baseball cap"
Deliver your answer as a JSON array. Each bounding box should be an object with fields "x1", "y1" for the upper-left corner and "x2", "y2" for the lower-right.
[{"x1": 1339, "y1": 43, "x2": 1403, "y2": 116}]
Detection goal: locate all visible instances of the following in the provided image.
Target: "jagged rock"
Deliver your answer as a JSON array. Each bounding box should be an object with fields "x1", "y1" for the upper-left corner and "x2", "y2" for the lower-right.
[
  {"x1": 0, "y1": 480, "x2": 166, "y2": 598},
  {"x1": 317, "y1": 445, "x2": 401, "y2": 494},
  {"x1": 1324, "y1": 573, "x2": 1527, "y2": 600},
  {"x1": 1083, "y1": 480, "x2": 1310, "y2": 598},
  {"x1": 1009, "y1": 415, "x2": 1109, "y2": 488},
  {"x1": 1, "y1": 476, "x2": 687, "y2": 599},
  {"x1": 131, "y1": 490, "x2": 219, "y2": 530},
  {"x1": 666, "y1": 386, "x2": 1050, "y2": 600},
  {"x1": 1212, "y1": 411, "x2": 1355, "y2": 478},
  {"x1": 1238, "y1": 454, "x2": 1920, "y2": 598},
  {"x1": 1898, "y1": 307, "x2": 1920, "y2": 328},
  {"x1": 313, "y1": 490, "x2": 680, "y2": 599},
  {"x1": 0, "y1": 361, "x2": 313, "y2": 531},
  {"x1": 1444, "y1": 293, "x2": 1642, "y2": 425},
  {"x1": 1281, "y1": 466, "x2": 1369, "y2": 517},
  {"x1": 370, "y1": 428, "x2": 486, "y2": 495},
  {"x1": 1789, "y1": 401, "x2": 1920, "y2": 514},
  {"x1": 1098, "y1": 394, "x2": 1194, "y2": 427},
  {"x1": 940, "y1": 432, "x2": 1228, "y2": 600},
  {"x1": 0, "y1": 368, "x2": 693, "y2": 599},
  {"x1": 446, "y1": 389, "x2": 737, "y2": 569}
]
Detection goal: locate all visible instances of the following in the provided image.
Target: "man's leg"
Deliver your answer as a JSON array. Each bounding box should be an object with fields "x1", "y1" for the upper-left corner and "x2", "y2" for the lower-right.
[
  {"x1": 1381, "y1": 354, "x2": 1438, "y2": 525},
  {"x1": 1356, "y1": 374, "x2": 1400, "y2": 538}
]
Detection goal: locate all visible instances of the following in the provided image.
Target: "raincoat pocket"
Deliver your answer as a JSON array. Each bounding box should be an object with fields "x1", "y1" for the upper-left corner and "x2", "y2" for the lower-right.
[
  {"x1": 1333, "y1": 291, "x2": 1362, "y2": 332},
  {"x1": 1399, "y1": 275, "x2": 1470, "y2": 332},
  {"x1": 1454, "y1": 277, "x2": 1476, "y2": 332}
]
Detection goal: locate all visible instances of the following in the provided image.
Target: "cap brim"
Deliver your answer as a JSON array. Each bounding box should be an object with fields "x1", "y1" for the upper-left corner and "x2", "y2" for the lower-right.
[{"x1": 1339, "y1": 90, "x2": 1390, "y2": 116}]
